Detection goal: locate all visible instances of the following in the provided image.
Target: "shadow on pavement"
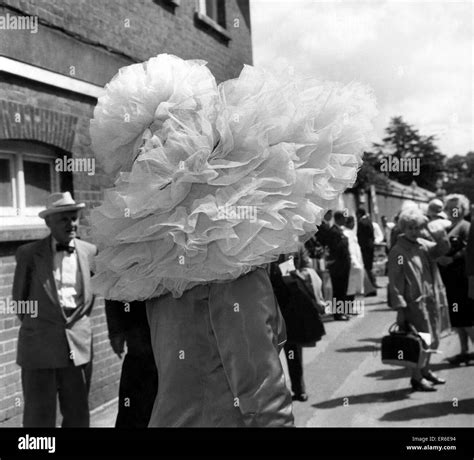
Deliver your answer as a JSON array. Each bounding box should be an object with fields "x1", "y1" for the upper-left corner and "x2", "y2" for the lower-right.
[
  {"x1": 365, "y1": 362, "x2": 461, "y2": 381},
  {"x1": 311, "y1": 388, "x2": 412, "y2": 409},
  {"x1": 336, "y1": 345, "x2": 380, "y2": 353},
  {"x1": 380, "y1": 398, "x2": 474, "y2": 421}
]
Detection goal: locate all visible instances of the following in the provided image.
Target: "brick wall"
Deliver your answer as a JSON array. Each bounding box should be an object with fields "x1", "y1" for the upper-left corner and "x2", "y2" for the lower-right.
[
  {"x1": 0, "y1": 0, "x2": 252, "y2": 425},
  {"x1": 0, "y1": 0, "x2": 253, "y2": 85},
  {"x1": 0, "y1": 78, "x2": 123, "y2": 424}
]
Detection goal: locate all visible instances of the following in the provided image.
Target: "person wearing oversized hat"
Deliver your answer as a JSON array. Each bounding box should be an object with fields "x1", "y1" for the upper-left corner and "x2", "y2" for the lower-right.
[{"x1": 12, "y1": 192, "x2": 97, "y2": 427}]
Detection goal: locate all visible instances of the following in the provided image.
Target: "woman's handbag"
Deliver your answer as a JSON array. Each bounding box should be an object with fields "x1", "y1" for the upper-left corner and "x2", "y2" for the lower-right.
[
  {"x1": 280, "y1": 271, "x2": 326, "y2": 346},
  {"x1": 381, "y1": 323, "x2": 426, "y2": 368}
]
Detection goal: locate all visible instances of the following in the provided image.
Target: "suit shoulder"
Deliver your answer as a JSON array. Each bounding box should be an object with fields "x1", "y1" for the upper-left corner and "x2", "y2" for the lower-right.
[
  {"x1": 15, "y1": 239, "x2": 44, "y2": 260},
  {"x1": 388, "y1": 243, "x2": 404, "y2": 259}
]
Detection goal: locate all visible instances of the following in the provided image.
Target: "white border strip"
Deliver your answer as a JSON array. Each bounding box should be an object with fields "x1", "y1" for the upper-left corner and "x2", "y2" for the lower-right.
[{"x1": 0, "y1": 56, "x2": 104, "y2": 99}]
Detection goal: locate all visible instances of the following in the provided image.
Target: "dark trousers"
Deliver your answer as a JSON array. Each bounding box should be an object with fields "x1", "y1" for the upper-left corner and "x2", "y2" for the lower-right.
[
  {"x1": 361, "y1": 246, "x2": 376, "y2": 285},
  {"x1": 329, "y1": 268, "x2": 349, "y2": 300},
  {"x1": 21, "y1": 362, "x2": 92, "y2": 427},
  {"x1": 284, "y1": 343, "x2": 305, "y2": 395},
  {"x1": 115, "y1": 352, "x2": 158, "y2": 428}
]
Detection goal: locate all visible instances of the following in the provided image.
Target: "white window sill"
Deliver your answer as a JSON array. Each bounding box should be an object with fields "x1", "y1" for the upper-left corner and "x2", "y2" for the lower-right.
[
  {"x1": 195, "y1": 11, "x2": 231, "y2": 41},
  {"x1": 0, "y1": 225, "x2": 49, "y2": 242},
  {"x1": 0, "y1": 215, "x2": 49, "y2": 241}
]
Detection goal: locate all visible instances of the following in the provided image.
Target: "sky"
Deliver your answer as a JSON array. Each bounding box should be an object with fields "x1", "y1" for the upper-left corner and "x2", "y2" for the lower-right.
[{"x1": 250, "y1": 0, "x2": 473, "y2": 157}]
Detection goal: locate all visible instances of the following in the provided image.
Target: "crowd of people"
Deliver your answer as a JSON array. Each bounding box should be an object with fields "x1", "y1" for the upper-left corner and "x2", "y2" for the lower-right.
[
  {"x1": 387, "y1": 194, "x2": 474, "y2": 391},
  {"x1": 11, "y1": 191, "x2": 474, "y2": 427}
]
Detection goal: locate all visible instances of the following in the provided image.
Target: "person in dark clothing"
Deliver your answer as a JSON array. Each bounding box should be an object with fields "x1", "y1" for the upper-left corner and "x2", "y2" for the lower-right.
[
  {"x1": 317, "y1": 210, "x2": 333, "y2": 247},
  {"x1": 327, "y1": 211, "x2": 351, "y2": 321},
  {"x1": 269, "y1": 252, "x2": 308, "y2": 401},
  {"x1": 467, "y1": 212, "x2": 474, "y2": 301},
  {"x1": 438, "y1": 194, "x2": 474, "y2": 366},
  {"x1": 305, "y1": 210, "x2": 332, "y2": 260},
  {"x1": 356, "y1": 208, "x2": 378, "y2": 288},
  {"x1": 105, "y1": 300, "x2": 158, "y2": 427},
  {"x1": 269, "y1": 245, "x2": 326, "y2": 402}
]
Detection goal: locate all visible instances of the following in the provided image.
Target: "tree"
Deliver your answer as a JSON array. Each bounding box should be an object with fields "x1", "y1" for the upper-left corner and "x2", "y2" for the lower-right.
[
  {"x1": 444, "y1": 152, "x2": 474, "y2": 203},
  {"x1": 370, "y1": 116, "x2": 446, "y2": 191},
  {"x1": 347, "y1": 151, "x2": 388, "y2": 194}
]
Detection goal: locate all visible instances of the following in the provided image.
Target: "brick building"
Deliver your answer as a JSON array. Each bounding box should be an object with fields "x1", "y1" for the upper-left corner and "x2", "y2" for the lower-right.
[{"x1": 0, "y1": 0, "x2": 252, "y2": 424}]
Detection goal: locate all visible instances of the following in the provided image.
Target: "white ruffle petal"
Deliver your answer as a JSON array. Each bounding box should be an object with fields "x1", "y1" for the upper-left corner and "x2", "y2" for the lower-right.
[{"x1": 89, "y1": 54, "x2": 377, "y2": 301}]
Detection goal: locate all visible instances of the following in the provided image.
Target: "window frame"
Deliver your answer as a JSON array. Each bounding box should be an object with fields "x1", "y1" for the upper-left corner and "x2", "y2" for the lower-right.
[
  {"x1": 0, "y1": 152, "x2": 17, "y2": 215},
  {"x1": 0, "y1": 142, "x2": 60, "y2": 228},
  {"x1": 195, "y1": 0, "x2": 231, "y2": 41},
  {"x1": 22, "y1": 153, "x2": 59, "y2": 213}
]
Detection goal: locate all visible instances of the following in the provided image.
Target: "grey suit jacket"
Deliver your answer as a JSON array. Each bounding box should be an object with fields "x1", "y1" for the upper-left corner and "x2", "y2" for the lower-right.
[{"x1": 12, "y1": 236, "x2": 97, "y2": 369}]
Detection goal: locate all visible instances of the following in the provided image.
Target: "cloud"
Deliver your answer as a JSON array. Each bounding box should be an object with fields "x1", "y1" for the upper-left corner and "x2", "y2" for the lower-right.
[{"x1": 251, "y1": 0, "x2": 473, "y2": 156}]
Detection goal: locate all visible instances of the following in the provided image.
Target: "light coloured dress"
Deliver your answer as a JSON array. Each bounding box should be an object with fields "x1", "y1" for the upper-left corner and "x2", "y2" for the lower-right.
[{"x1": 343, "y1": 226, "x2": 365, "y2": 296}]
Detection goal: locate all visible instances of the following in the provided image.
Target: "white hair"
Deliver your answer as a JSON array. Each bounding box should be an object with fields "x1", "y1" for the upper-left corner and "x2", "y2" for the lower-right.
[
  {"x1": 398, "y1": 207, "x2": 427, "y2": 231},
  {"x1": 444, "y1": 193, "x2": 470, "y2": 216}
]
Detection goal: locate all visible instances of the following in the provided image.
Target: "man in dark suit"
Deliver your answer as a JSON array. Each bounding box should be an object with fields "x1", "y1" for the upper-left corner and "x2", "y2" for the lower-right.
[
  {"x1": 12, "y1": 192, "x2": 97, "y2": 427},
  {"x1": 105, "y1": 300, "x2": 158, "y2": 427},
  {"x1": 326, "y1": 211, "x2": 351, "y2": 321},
  {"x1": 316, "y1": 209, "x2": 333, "y2": 247},
  {"x1": 356, "y1": 207, "x2": 377, "y2": 288}
]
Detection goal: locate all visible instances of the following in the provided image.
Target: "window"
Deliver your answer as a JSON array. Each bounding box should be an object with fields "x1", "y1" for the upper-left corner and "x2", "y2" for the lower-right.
[
  {"x1": 0, "y1": 141, "x2": 70, "y2": 230},
  {"x1": 0, "y1": 157, "x2": 14, "y2": 207},
  {"x1": 196, "y1": 0, "x2": 230, "y2": 40},
  {"x1": 24, "y1": 157, "x2": 54, "y2": 207},
  {"x1": 200, "y1": 0, "x2": 226, "y2": 28}
]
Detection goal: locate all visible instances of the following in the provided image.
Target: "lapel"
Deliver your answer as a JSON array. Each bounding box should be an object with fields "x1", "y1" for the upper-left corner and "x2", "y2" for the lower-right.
[
  {"x1": 75, "y1": 239, "x2": 92, "y2": 308},
  {"x1": 34, "y1": 236, "x2": 92, "y2": 324},
  {"x1": 34, "y1": 236, "x2": 62, "y2": 312}
]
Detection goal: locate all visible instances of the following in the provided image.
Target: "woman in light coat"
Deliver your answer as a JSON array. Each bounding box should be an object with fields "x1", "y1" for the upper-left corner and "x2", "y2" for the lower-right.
[{"x1": 388, "y1": 207, "x2": 450, "y2": 391}]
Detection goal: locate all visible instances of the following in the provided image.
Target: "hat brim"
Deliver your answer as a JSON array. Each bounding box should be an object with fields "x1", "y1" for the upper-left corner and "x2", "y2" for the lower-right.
[{"x1": 39, "y1": 203, "x2": 86, "y2": 219}]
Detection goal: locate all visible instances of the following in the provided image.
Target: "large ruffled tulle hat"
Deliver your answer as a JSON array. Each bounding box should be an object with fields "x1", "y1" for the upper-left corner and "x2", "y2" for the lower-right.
[{"x1": 90, "y1": 53, "x2": 377, "y2": 301}]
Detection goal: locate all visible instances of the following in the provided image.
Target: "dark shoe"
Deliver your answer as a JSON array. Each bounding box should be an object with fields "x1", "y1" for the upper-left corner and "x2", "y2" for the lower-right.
[
  {"x1": 422, "y1": 370, "x2": 446, "y2": 385},
  {"x1": 334, "y1": 314, "x2": 350, "y2": 321},
  {"x1": 447, "y1": 353, "x2": 471, "y2": 366},
  {"x1": 292, "y1": 393, "x2": 309, "y2": 402},
  {"x1": 365, "y1": 291, "x2": 377, "y2": 297},
  {"x1": 410, "y1": 378, "x2": 437, "y2": 392}
]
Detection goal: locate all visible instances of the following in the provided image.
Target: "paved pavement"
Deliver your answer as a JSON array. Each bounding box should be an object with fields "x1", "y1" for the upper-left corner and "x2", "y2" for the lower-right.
[{"x1": 286, "y1": 277, "x2": 474, "y2": 427}]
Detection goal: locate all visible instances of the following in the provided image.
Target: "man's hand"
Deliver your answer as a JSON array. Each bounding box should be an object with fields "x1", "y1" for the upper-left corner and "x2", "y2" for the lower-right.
[
  {"x1": 395, "y1": 308, "x2": 406, "y2": 327},
  {"x1": 109, "y1": 334, "x2": 126, "y2": 359}
]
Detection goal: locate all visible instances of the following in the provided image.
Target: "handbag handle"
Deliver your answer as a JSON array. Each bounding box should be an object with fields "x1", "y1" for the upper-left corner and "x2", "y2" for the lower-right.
[{"x1": 388, "y1": 322, "x2": 419, "y2": 335}]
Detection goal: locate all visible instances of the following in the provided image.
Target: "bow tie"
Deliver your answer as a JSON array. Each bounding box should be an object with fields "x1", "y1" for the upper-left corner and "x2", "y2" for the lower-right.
[{"x1": 56, "y1": 243, "x2": 75, "y2": 254}]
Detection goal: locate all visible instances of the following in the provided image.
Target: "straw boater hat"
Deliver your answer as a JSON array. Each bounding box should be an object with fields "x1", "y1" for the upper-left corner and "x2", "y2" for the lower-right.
[{"x1": 38, "y1": 192, "x2": 85, "y2": 219}]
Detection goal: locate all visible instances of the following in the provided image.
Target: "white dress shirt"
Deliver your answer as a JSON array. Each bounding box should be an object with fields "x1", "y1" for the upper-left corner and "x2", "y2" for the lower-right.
[{"x1": 51, "y1": 237, "x2": 84, "y2": 310}]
